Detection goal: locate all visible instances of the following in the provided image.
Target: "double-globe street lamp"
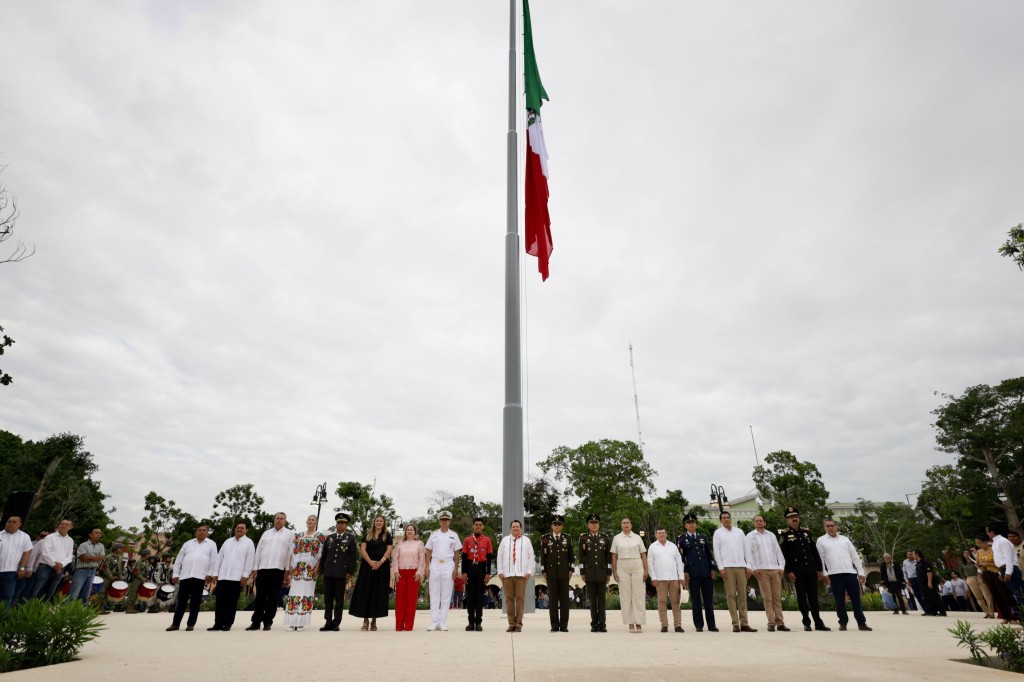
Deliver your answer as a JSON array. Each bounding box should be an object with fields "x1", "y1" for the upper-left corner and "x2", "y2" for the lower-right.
[
  {"x1": 311, "y1": 483, "x2": 328, "y2": 527},
  {"x1": 709, "y1": 484, "x2": 730, "y2": 517}
]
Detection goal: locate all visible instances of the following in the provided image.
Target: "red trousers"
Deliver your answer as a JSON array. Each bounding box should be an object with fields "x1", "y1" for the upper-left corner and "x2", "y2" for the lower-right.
[{"x1": 395, "y1": 569, "x2": 420, "y2": 631}]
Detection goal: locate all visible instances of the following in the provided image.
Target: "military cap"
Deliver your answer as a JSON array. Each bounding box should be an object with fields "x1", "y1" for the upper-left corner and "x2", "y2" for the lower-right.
[
  {"x1": 335, "y1": 512, "x2": 350, "y2": 522},
  {"x1": 438, "y1": 510, "x2": 453, "y2": 520},
  {"x1": 683, "y1": 513, "x2": 698, "y2": 524},
  {"x1": 112, "y1": 541, "x2": 124, "y2": 549},
  {"x1": 586, "y1": 514, "x2": 601, "y2": 523},
  {"x1": 140, "y1": 548, "x2": 152, "y2": 557},
  {"x1": 552, "y1": 514, "x2": 565, "y2": 524},
  {"x1": 784, "y1": 506, "x2": 800, "y2": 518}
]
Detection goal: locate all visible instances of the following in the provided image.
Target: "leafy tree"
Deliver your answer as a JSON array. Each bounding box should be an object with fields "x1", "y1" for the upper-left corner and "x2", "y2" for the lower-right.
[
  {"x1": 538, "y1": 439, "x2": 656, "y2": 524},
  {"x1": 333, "y1": 481, "x2": 396, "y2": 539},
  {"x1": 752, "y1": 450, "x2": 833, "y2": 533},
  {"x1": 523, "y1": 476, "x2": 561, "y2": 540},
  {"x1": 209, "y1": 483, "x2": 274, "y2": 541},
  {"x1": 932, "y1": 378, "x2": 1024, "y2": 532},
  {"x1": 998, "y1": 223, "x2": 1024, "y2": 270},
  {"x1": 916, "y1": 464, "x2": 994, "y2": 550},
  {"x1": 637, "y1": 489, "x2": 689, "y2": 540},
  {"x1": 478, "y1": 501, "x2": 503, "y2": 531},
  {"x1": 141, "y1": 491, "x2": 198, "y2": 554},
  {"x1": 0, "y1": 431, "x2": 109, "y2": 536},
  {"x1": 842, "y1": 500, "x2": 919, "y2": 562}
]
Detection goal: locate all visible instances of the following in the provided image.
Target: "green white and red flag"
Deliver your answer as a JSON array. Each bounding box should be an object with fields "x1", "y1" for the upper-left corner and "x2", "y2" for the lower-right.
[{"x1": 523, "y1": 0, "x2": 552, "y2": 281}]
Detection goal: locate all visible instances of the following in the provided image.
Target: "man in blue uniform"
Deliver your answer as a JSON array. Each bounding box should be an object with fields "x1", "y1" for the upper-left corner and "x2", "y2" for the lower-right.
[{"x1": 677, "y1": 513, "x2": 718, "y2": 632}]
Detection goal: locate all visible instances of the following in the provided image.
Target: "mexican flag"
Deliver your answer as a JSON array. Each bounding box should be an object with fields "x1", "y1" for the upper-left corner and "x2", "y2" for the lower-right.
[{"x1": 523, "y1": 0, "x2": 552, "y2": 281}]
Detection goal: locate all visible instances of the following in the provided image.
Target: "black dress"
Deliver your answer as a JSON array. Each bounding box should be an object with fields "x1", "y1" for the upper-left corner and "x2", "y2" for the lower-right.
[{"x1": 348, "y1": 532, "x2": 393, "y2": 618}]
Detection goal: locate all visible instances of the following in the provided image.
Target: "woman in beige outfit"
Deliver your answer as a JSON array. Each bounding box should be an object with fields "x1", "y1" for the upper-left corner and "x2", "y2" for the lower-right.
[{"x1": 611, "y1": 518, "x2": 648, "y2": 632}]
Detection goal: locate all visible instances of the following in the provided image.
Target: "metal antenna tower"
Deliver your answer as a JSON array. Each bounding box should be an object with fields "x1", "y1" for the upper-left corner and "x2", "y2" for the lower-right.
[
  {"x1": 629, "y1": 343, "x2": 644, "y2": 451},
  {"x1": 749, "y1": 426, "x2": 760, "y2": 466}
]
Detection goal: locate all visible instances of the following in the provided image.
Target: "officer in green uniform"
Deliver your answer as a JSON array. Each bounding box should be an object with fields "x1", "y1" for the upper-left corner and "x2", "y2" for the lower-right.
[
  {"x1": 578, "y1": 513, "x2": 612, "y2": 632},
  {"x1": 541, "y1": 514, "x2": 575, "y2": 632},
  {"x1": 778, "y1": 506, "x2": 829, "y2": 631}
]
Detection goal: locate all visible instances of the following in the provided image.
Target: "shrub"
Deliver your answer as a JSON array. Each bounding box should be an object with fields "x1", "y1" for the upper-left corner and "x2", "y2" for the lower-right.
[
  {"x1": 949, "y1": 620, "x2": 1024, "y2": 672},
  {"x1": 0, "y1": 598, "x2": 104, "y2": 672}
]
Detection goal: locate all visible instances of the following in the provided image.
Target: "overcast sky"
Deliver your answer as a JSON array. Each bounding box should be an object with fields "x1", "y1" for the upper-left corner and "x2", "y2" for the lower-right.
[{"x1": 2, "y1": 0, "x2": 1022, "y2": 533}]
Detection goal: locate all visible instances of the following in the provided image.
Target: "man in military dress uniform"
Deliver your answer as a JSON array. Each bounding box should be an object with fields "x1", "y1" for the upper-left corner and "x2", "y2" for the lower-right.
[
  {"x1": 541, "y1": 514, "x2": 575, "y2": 632},
  {"x1": 677, "y1": 513, "x2": 718, "y2": 632},
  {"x1": 320, "y1": 513, "x2": 358, "y2": 631},
  {"x1": 779, "y1": 506, "x2": 830, "y2": 631},
  {"x1": 578, "y1": 513, "x2": 612, "y2": 632}
]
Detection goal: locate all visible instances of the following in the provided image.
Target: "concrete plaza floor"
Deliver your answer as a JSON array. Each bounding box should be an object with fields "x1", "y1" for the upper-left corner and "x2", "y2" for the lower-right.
[{"x1": 8, "y1": 608, "x2": 1020, "y2": 681}]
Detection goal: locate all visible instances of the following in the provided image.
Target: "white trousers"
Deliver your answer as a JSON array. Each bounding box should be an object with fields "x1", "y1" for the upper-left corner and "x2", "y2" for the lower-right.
[{"x1": 429, "y1": 561, "x2": 455, "y2": 625}]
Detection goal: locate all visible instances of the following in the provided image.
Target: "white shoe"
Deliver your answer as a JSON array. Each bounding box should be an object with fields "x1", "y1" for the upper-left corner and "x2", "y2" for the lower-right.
[
  {"x1": 426, "y1": 624, "x2": 437, "y2": 631},
  {"x1": 440, "y1": 623, "x2": 448, "y2": 631}
]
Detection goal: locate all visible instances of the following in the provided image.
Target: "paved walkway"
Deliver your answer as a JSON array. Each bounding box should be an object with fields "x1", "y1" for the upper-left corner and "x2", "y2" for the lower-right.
[{"x1": 7, "y1": 608, "x2": 1018, "y2": 680}]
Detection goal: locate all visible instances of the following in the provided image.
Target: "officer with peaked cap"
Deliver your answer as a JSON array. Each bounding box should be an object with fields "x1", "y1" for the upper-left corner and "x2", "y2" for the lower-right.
[
  {"x1": 778, "y1": 506, "x2": 829, "y2": 631},
  {"x1": 541, "y1": 513, "x2": 575, "y2": 632},
  {"x1": 677, "y1": 512, "x2": 718, "y2": 632},
  {"x1": 578, "y1": 513, "x2": 612, "y2": 632},
  {"x1": 320, "y1": 513, "x2": 357, "y2": 631}
]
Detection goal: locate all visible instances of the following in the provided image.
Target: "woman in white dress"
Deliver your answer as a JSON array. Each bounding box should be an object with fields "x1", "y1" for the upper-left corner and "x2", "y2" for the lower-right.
[{"x1": 284, "y1": 514, "x2": 325, "y2": 631}]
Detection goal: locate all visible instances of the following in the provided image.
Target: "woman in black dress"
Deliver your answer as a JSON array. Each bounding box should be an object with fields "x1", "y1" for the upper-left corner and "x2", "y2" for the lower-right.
[{"x1": 348, "y1": 515, "x2": 394, "y2": 630}]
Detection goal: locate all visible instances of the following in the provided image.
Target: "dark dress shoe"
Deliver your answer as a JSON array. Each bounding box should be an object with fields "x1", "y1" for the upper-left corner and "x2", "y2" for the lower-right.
[
  {"x1": 839, "y1": 624, "x2": 847, "y2": 631},
  {"x1": 591, "y1": 627, "x2": 599, "y2": 632},
  {"x1": 559, "y1": 626, "x2": 568, "y2": 632},
  {"x1": 263, "y1": 624, "x2": 272, "y2": 631},
  {"x1": 675, "y1": 626, "x2": 684, "y2": 633},
  {"x1": 776, "y1": 625, "x2": 790, "y2": 632},
  {"x1": 466, "y1": 625, "x2": 476, "y2": 631},
  {"x1": 740, "y1": 625, "x2": 757, "y2": 632},
  {"x1": 814, "y1": 623, "x2": 831, "y2": 631},
  {"x1": 733, "y1": 625, "x2": 741, "y2": 632},
  {"x1": 475, "y1": 625, "x2": 482, "y2": 631},
  {"x1": 320, "y1": 625, "x2": 332, "y2": 631},
  {"x1": 550, "y1": 627, "x2": 560, "y2": 632},
  {"x1": 222, "y1": 627, "x2": 231, "y2": 631},
  {"x1": 858, "y1": 624, "x2": 873, "y2": 631},
  {"x1": 185, "y1": 625, "x2": 195, "y2": 631},
  {"x1": 165, "y1": 625, "x2": 179, "y2": 631},
  {"x1": 661, "y1": 626, "x2": 668, "y2": 632},
  {"x1": 804, "y1": 624, "x2": 812, "y2": 631},
  {"x1": 245, "y1": 624, "x2": 260, "y2": 631},
  {"x1": 599, "y1": 626, "x2": 607, "y2": 632},
  {"x1": 206, "y1": 626, "x2": 222, "y2": 631},
  {"x1": 708, "y1": 627, "x2": 719, "y2": 632},
  {"x1": 696, "y1": 627, "x2": 704, "y2": 632}
]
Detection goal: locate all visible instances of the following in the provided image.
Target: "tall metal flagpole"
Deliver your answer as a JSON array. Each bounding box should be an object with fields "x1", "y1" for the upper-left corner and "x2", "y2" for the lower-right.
[{"x1": 502, "y1": 0, "x2": 524, "y2": 538}]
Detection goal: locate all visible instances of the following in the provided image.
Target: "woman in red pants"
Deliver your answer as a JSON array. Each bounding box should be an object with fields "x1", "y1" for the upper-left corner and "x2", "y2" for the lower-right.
[{"x1": 391, "y1": 524, "x2": 425, "y2": 631}]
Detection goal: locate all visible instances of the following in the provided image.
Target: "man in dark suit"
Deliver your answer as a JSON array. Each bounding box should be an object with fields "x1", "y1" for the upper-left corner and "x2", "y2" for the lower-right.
[
  {"x1": 677, "y1": 513, "x2": 718, "y2": 632},
  {"x1": 879, "y1": 553, "x2": 908, "y2": 614}
]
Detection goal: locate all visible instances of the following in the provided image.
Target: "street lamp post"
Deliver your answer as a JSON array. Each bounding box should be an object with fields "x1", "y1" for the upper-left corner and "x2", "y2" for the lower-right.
[
  {"x1": 311, "y1": 483, "x2": 328, "y2": 527},
  {"x1": 709, "y1": 484, "x2": 730, "y2": 517}
]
